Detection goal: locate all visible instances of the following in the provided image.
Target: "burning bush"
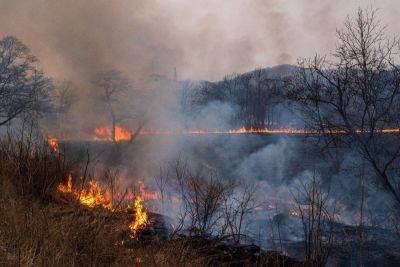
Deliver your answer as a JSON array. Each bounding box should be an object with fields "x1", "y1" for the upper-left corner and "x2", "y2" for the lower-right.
[
  {"x1": 57, "y1": 175, "x2": 151, "y2": 239},
  {"x1": 0, "y1": 134, "x2": 151, "y2": 265},
  {"x1": 0, "y1": 134, "x2": 313, "y2": 266},
  {"x1": 57, "y1": 175, "x2": 114, "y2": 211}
]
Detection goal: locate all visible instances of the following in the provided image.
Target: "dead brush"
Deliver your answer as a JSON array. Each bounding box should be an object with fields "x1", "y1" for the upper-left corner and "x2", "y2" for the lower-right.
[
  {"x1": 0, "y1": 184, "x2": 133, "y2": 266},
  {"x1": 0, "y1": 136, "x2": 136, "y2": 266},
  {"x1": 0, "y1": 134, "x2": 71, "y2": 201}
]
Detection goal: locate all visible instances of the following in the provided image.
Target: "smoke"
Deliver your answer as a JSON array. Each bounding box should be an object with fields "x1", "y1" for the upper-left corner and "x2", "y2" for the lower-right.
[
  {"x1": 3, "y1": 0, "x2": 400, "y2": 251},
  {"x1": 1, "y1": 0, "x2": 399, "y2": 82},
  {"x1": 2, "y1": 0, "x2": 396, "y2": 200}
]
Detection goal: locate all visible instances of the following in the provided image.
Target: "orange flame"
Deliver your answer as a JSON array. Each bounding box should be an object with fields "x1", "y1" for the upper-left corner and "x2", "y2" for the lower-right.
[
  {"x1": 138, "y1": 180, "x2": 158, "y2": 201},
  {"x1": 91, "y1": 125, "x2": 400, "y2": 141},
  {"x1": 58, "y1": 174, "x2": 73, "y2": 193},
  {"x1": 290, "y1": 208, "x2": 332, "y2": 220},
  {"x1": 47, "y1": 136, "x2": 59, "y2": 152},
  {"x1": 58, "y1": 176, "x2": 151, "y2": 237},
  {"x1": 78, "y1": 180, "x2": 113, "y2": 210},
  {"x1": 291, "y1": 210, "x2": 300, "y2": 217},
  {"x1": 93, "y1": 127, "x2": 111, "y2": 140},
  {"x1": 115, "y1": 126, "x2": 132, "y2": 141},
  {"x1": 129, "y1": 196, "x2": 149, "y2": 237},
  {"x1": 57, "y1": 175, "x2": 112, "y2": 210},
  {"x1": 137, "y1": 127, "x2": 323, "y2": 136},
  {"x1": 94, "y1": 125, "x2": 131, "y2": 141}
]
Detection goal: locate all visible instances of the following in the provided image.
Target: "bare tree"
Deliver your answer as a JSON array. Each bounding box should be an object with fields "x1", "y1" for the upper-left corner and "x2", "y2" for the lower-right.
[
  {"x1": 52, "y1": 81, "x2": 76, "y2": 138},
  {"x1": 247, "y1": 68, "x2": 279, "y2": 129},
  {"x1": 222, "y1": 73, "x2": 241, "y2": 103},
  {"x1": 104, "y1": 168, "x2": 119, "y2": 207},
  {"x1": 93, "y1": 69, "x2": 132, "y2": 142},
  {"x1": 358, "y1": 167, "x2": 366, "y2": 267},
  {"x1": 289, "y1": 8, "x2": 400, "y2": 206},
  {"x1": 292, "y1": 174, "x2": 337, "y2": 267},
  {"x1": 222, "y1": 182, "x2": 258, "y2": 243},
  {"x1": 154, "y1": 166, "x2": 169, "y2": 214},
  {"x1": 195, "y1": 68, "x2": 284, "y2": 129},
  {"x1": 0, "y1": 36, "x2": 53, "y2": 127},
  {"x1": 172, "y1": 160, "x2": 233, "y2": 236}
]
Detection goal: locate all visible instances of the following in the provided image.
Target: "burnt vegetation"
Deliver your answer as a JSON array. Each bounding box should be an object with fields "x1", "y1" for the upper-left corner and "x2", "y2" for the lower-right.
[{"x1": 1, "y1": 7, "x2": 400, "y2": 267}]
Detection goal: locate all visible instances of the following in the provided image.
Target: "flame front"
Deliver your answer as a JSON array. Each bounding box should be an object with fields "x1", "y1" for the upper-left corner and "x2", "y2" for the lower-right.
[
  {"x1": 57, "y1": 176, "x2": 150, "y2": 237},
  {"x1": 47, "y1": 136, "x2": 59, "y2": 152},
  {"x1": 138, "y1": 180, "x2": 158, "y2": 200},
  {"x1": 92, "y1": 125, "x2": 400, "y2": 140},
  {"x1": 291, "y1": 210, "x2": 300, "y2": 217},
  {"x1": 57, "y1": 175, "x2": 112, "y2": 210},
  {"x1": 129, "y1": 196, "x2": 149, "y2": 237},
  {"x1": 78, "y1": 180, "x2": 113, "y2": 210},
  {"x1": 58, "y1": 174, "x2": 73, "y2": 193},
  {"x1": 94, "y1": 125, "x2": 132, "y2": 141}
]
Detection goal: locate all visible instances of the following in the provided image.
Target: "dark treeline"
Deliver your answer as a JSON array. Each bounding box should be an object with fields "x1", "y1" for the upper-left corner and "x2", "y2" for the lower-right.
[
  {"x1": 187, "y1": 65, "x2": 298, "y2": 130},
  {"x1": 2, "y1": 7, "x2": 400, "y2": 266},
  {"x1": 2, "y1": 7, "x2": 400, "y2": 212},
  {"x1": 181, "y1": 8, "x2": 400, "y2": 215}
]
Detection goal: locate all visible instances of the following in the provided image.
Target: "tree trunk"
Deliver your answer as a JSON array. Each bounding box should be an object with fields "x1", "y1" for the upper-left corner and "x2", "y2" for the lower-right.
[{"x1": 110, "y1": 111, "x2": 116, "y2": 142}]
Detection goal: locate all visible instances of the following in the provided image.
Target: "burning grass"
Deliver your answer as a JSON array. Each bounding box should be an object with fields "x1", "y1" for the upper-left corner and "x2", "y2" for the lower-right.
[
  {"x1": 0, "y1": 135, "x2": 149, "y2": 265},
  {"x1": 0, "y1": 137, "x2": 129, "y2": 265},
  {"x1": 0, "y1": 186, "x2": 133, "y2": 266},
  {"x1": 57, "y1": 175, "x2": 113, "y2": 211},
  {"x1": 0, "y1": 134, "x2": 308, "y2": 266},
  {"x1": 91, "y1": 125, "x2": 400, "y2": 142},
  {"x1": 94, "y1": 125, "x2": 132, "y2": 142},
  {"x1": 57, "y1": 175, "x2": 150, "y2": 238},
  {"x1": 128, "y1": 196, "x2": 149, "y2": 237}
]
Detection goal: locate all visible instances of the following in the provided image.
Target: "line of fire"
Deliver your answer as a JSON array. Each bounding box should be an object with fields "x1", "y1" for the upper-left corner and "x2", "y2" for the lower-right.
[{"x1": 2, "y1": 3, "x2": 400, "y2": 267}]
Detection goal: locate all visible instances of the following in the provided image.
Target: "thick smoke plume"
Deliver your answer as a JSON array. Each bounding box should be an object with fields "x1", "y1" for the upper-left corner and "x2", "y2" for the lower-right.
[{"x1": 1, "y1": 0, "x2": 399, "y2": 82}]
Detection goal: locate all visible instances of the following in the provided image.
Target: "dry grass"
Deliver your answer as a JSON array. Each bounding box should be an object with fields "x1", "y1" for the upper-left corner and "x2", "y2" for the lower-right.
[
  {"x1": 0, "y1": 136, "x2": 306, "y2": 266},
  {"x1": 0, "y1": 136, "x2": 135, "y2": 266},
  {"x1": 0, "y1": 137, "x2": 220, "y2": 266},
  {"x1": 130, "y1": 236, "x2": 307, "y2": 267},
  {"x1": 0, "y1": 136, "x2": 69, "y2": 200},
  {"x1": 0, "y1": 184, "x2": 131, "y2": 266}
]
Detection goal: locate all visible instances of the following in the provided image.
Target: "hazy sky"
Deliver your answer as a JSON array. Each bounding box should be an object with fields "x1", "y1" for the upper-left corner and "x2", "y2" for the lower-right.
[{"x1": 0, "y1": 0, "x2": 399, "y2": 82}]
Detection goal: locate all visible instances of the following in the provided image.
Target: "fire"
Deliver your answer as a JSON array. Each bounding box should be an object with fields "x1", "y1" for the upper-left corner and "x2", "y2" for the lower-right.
[
  {"x1": 92, "y1": 126, "x2": 318, "y2": 140},
  {"x1": 291, "y1": 210, "x2": 300, "y2": 217},
  {"x1": 57, "y1": 175, "x2": 112, "y2": 210},
  {"x1": 124, "y1": 181, "x2": 158, "y2": 202},
  {"x1": 138, "y1": 180, "x2": 158, "y2": 201},
  {"x1": 94, "y1": 125, "x2": 132, "y2": 141},
  {"x1": 93, "y1": 127, "x2": 110, "y2": 140},
  {"x1": 47, "y1": 136, "x2": 59, "y2": 152},
  {"x1": 137, "y1": 127, "x2": 338, "y2": 136},
  {"x1": 58, "y1": 174, "x2": 73, "y2": 193},
  {"x1": 91, "y1": 125, "x2": 400, "y2": 142},
  {"x1": 78, "y1": 180, "x2": 113, "y2": 210},
  {"x1": 43, "y1": 126, "x2": 400, "y2": 144},
  {"x1": 129, "y1": 196, "x2": 149, "y2": 237},
  {"x1": 290, "y1": 208, "x2": 332, "y2": 220},
  {"x1": 381, "y1": 128, "x2": 400, "y2": 134},
  {"x1": 57, "y1": 176, "x2": 151, "y2": 237},
  {"x1": 115, "y1": 126, "x2": 132, "y2": 141}
]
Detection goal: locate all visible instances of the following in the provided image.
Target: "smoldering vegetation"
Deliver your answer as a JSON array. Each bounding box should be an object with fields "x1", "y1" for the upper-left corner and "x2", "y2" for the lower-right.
[{"x1": 1, "y1": 5, "x2": 400, "y2": 267}]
